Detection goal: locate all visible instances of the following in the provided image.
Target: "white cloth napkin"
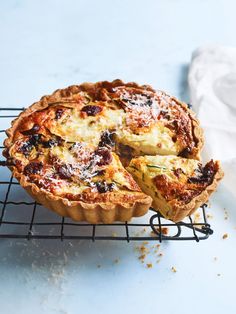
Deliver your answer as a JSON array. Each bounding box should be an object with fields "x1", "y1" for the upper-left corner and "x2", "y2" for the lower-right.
[{"x1": 188, "y1": 45, "x2": 236, "y2": 195}]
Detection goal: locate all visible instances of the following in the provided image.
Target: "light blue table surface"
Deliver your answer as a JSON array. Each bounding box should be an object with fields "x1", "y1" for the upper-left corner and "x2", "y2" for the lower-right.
[{"x1": 0, "y1": 1, "x2": 236, "y2": 313}]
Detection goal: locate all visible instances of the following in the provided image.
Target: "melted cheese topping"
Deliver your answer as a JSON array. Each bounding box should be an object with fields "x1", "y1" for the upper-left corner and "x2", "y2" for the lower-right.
[
  {"x1": 117, "y1": 124, "x2": 179, "y2": 155},
  {"x1": 48, "y1": 107, "x2": 125, "y2": 146},
  {"x1": 51, "y1": 145, "x2": 79, "y2": 165},
  {"x1": 43, "y1": 88, "x2": 196, "y2": 156}
]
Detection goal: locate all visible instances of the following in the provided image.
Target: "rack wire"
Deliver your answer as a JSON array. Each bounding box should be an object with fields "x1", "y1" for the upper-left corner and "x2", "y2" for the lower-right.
[{"x1": 0, "y1": 107, "x2": 213, "y2": 242}]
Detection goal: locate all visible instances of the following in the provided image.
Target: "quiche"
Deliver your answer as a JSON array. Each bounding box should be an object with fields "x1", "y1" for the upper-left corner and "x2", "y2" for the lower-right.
[
  {"x1": 127, "y1": 155, "x2": 223, "y2": 222},
  {"x1": 3, "y1": 80, "x2": 222, "y2": 223}
]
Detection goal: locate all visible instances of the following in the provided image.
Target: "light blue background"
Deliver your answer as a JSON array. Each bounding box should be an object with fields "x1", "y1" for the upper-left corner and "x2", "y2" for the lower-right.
[{"x1": 0, "y1": 1, "x2": 236, "y2": 314}]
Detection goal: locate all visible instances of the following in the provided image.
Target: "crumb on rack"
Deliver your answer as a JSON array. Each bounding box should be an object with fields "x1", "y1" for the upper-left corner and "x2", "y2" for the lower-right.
[
  {"x1": 150, "y1": 227, "x2": 169, "y2": 236},
  {"x1": 222, "y1": 233, "x2": 228, "y2": 240},
  {"x1": 111, "y1": 232, "x2": 117, "y2": 237},
  {"x1": 146, "y1": 263, "x2": 152, "y2": 268},
  {"x1": 171, "y1": 266, "x2": 177, "y2": 273},
  {"x1": 161, "y1": 227, "x2": 169, "y2": 235}
]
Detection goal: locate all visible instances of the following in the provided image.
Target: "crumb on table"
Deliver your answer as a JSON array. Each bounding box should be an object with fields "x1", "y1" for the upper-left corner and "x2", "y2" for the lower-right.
[
  {"x1": 207, "y1": 213, "x2": 213, "y2": 219},
  {"x1": 113, "y1": 258, "x2": 120, "y2": 264},
  {"x1": 222, "y1": 233, "x2": 228, "y2": 240},
  {"x1": 136, "y1": 241, "x2": 163, "y2": 267},
  {"x1": 139, "y1": 245, "x2": 149, "y2": 254},
  {"x1": 171, "y1": 266, "x2": 177, "y2": 273},
  {"x1": 139, "y1": 254, "x2": 146, "y2": 261},
  {"x1": 224, "y1": 208, "x2": 229, "y2": 220}
]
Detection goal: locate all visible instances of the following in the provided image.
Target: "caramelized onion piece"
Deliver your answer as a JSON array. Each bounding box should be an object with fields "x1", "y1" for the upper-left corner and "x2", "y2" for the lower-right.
[
  {"x1": 24, "y1": 161, "x2": 43, "y2": 175},
  {"x1": 95, "y1": 181, "x2": 115, "y2": 193},
  {"x1": 81, "y1": 105, "x2": 102, "y2": 116},
  {"x1": 94, "y1": 148, "x2": 112, "y2": 166}
]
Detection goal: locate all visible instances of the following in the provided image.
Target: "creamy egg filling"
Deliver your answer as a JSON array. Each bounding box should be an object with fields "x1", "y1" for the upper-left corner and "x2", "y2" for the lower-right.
[
  {"x1": 117, "y1": 124, "x2": 180, "y2": 155},
  {"x1": 48, "y1": 107, "x2": 125, "y2": 146}
]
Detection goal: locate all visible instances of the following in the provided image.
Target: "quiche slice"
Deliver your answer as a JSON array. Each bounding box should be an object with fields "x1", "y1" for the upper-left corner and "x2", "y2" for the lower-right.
[{"x1": 127, "y1": 155, "x2": 223, "y2": 222}]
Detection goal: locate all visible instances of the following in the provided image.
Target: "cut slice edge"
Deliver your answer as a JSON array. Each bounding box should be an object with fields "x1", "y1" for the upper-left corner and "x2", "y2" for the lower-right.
[{"x1": 127, "y1": 155, "x2": 224, "y2": 222}]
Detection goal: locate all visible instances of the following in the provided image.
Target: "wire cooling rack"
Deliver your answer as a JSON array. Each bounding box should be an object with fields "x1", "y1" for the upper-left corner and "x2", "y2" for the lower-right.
[{"x1": 0, "y1": 107, "x2": 213, "y2": 242}]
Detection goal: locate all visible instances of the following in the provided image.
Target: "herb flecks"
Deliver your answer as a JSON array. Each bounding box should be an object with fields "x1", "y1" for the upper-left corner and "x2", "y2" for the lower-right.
[
  {"x1": 129, "y1": 165, "x2": 140, "y2": 171},
  {"x1": 147, "y1": 164, "x2": 167, "y2": 170},
  {"x1": 112, "y1": 180, "x2": 122, "y2": 186}
]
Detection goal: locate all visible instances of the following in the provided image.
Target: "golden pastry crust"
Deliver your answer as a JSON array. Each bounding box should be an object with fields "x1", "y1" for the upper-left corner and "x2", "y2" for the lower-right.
[
  {"x1": 12, "y1": 169, "x2": 151, "y2": 223},
  {"x1": 172, "y1": 164, "x2": 224, "y2": 221},
  {"x1": 127, "y1": 156, "x2": 224, "y2": 222},
  {"x1": 3, "y1": 80, "x2": 206, "y2": 223},
  {"x1": 4, "y1": 150, "x2": 151, "y2": 224}
]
